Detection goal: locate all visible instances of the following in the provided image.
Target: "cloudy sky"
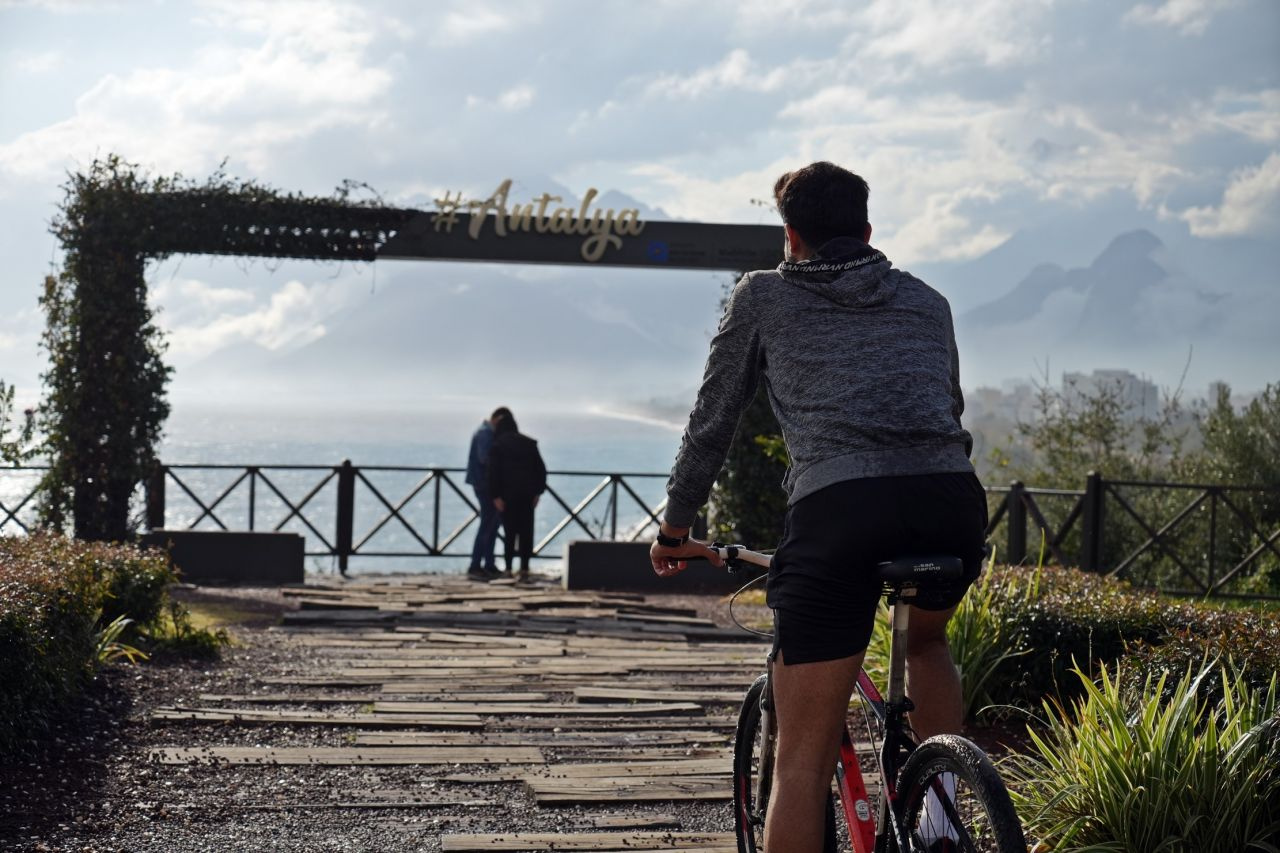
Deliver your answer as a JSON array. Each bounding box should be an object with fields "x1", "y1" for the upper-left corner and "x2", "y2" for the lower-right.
[{"x1": 1, "y1": 0, "x2": 1277, "y2": 411}]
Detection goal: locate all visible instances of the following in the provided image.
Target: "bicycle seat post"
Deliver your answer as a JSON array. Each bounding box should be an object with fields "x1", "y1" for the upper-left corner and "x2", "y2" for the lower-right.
[{"x1": 885, "y1": 586, "x2": 912, "y2": 709}]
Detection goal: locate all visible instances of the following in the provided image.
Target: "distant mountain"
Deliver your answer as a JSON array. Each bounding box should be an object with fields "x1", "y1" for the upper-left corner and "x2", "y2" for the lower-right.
[
  {"x1": 956, "y1": 229, "x2": 1276, "y2": 391},
  {"x1": 963, "y1": 229, "x2": 1223, "y2": 335}
]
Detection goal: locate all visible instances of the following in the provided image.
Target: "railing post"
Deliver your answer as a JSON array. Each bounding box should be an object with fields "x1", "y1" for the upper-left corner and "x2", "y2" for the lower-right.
[
  {"x1": 336, "y1": 460, "x2": 355, "y2": 576},
  {"x1": 610, "y1": 476, "x2": 619, "y2": 540},
  {"x1": 1207, "y1": 488, "x2": 1218, "y2": 591},
  {"x1": 1007, "y1": 481, "x2": 1027, "y2": 566},
  {"x1": 1081, "y1": 471, "x2": 1104, "y2": 573},
  {"x1": 248, "y1": 467, "x2": 257, "y2": 532},
  {"x1": 433, "y1": 470, "x2": 442, "y2": 553},
  {"x1": 146, "y1": 464, "x2": 166, "y2": 531}
]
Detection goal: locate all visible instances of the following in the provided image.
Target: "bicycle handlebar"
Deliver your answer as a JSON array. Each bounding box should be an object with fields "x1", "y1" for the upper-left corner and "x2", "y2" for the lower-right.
[{"x1": 691, "y1": 544, "x2": 773, "y2": 570}]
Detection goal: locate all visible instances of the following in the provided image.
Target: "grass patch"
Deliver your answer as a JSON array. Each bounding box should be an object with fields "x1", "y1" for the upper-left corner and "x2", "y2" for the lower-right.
[{"x1": 181, "y1": 600, "x2": 266, "y2": 631}]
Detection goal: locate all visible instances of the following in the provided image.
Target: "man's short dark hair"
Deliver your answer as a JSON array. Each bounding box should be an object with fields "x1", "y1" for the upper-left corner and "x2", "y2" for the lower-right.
[
  {"x1": 491, "y1": 406, "x2": 512, "y2": 422},
  {"x1": 773, "y1": 162, "x2": 870, "y2": 250}
]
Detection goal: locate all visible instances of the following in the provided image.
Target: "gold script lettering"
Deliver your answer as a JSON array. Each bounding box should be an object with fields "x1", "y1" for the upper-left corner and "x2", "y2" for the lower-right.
[{"x1": 447, "y1": 179, "x2": 645, "y2": 261}]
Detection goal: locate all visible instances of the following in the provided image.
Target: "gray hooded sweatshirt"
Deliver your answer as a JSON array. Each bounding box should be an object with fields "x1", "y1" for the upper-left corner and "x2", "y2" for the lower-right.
[{"x1": 664, "y1": 237, "x2": 973, "y2": 529}]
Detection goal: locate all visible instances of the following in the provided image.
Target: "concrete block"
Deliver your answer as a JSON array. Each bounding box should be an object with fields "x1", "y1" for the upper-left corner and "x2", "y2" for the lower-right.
[
  {"x1": 564, "y1": 540, "x2": 763, "y2": 593},
  {"x1": 140, "y1": 529, "x2": 304, "y2": 585}
]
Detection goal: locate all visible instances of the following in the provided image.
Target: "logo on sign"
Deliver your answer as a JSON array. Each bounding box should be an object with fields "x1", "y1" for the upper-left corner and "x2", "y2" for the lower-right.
[
  {"x1": 855, "y1": 800, "x2": 871, "y2": 821},
  {"x1": 431, "y1": 179, "x2": 647, "y2": 263},
  {"x1": 647, "y1": 241, "x2": 670, "y2": 263}
]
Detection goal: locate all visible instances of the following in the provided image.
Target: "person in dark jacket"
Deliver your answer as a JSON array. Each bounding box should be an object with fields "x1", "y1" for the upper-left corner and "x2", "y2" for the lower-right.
[
  {"x1": 486, "y1": 412, "x2": 547, "y2": 580},
  {"x1": 464, "y1": 406, "x2": 511, "y2": 582}
]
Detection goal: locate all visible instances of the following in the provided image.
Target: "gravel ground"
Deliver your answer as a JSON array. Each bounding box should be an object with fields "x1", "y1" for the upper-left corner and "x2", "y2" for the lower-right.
[{"x1": 0, "y1": 579, "x2": 770, "y2": 853}]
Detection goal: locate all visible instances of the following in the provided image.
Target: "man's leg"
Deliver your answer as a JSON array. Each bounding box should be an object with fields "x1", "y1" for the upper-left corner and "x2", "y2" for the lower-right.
[
  {"x1": 501, "y1": 513, "x2": 515, "y2": 572},
  {"x1": 905, "y1": 605, "x2": 962, "y2": 740},
  {"x1": 470, "y1": 487, "x2": 492, "y2": 569},
  {"x1": 765, "y1": 650, "x2": 864, "y2": 853},
  {"x1": 517, "y1": 502, "x2": 534, "y2": 573},
  {"x1": 479, "y1": 497, "x2": 501, "y2": 571}
]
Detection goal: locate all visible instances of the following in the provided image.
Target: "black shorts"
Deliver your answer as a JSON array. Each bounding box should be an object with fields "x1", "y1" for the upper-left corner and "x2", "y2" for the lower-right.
[{"x1": 766, "y1": 471, "x2": 988, "y2": 665}]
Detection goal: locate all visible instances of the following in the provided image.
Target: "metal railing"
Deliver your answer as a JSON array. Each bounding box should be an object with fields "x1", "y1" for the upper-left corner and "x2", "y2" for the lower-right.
[
  {"x1": 4, "y1": 463, "x2": 1278, "y2": 597},
  {"x1": 985, "y1": 474, "x2": 1280, "y2": 599},
  {"x1": 0, "y1": 465, "x2": 44, "y2": 534},
  {"x1": 142, "y1": 460, "x2": 668, "y2": 574}
]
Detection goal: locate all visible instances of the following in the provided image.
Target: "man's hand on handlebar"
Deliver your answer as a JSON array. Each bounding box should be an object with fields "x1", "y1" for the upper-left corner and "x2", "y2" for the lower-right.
[{"x1": 650, "y1": 523, "x2": 724, "y2": 577}]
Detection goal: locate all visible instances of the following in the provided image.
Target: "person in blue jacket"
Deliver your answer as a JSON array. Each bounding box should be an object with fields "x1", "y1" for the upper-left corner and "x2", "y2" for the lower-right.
[{"x1": 465, "y1": 406, "x2": 510, "y2": 581}]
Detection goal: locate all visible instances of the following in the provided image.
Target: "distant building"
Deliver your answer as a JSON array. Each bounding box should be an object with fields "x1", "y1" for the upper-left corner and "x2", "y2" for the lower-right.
[{"x1": 1062, "y1": 369, "x2": 1160, "y2": 420}]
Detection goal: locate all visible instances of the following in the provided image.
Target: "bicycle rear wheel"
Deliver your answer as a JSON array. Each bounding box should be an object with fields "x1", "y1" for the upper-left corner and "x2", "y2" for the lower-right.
[
  {"x1": 733, "y1": 674, "x2": 836, "y2": 853},
  {"x1": 892, "y1": 734, "x2": 1027, "y2": 853}
]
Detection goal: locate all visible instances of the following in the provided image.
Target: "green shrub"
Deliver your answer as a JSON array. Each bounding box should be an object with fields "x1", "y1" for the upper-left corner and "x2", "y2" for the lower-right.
[
  {"x1": 988, "y1": 565, "x2": 1167, "y2": 707},
  {"x1": 91, "y1": 542, "x2": 177, "y2": 635},
  {"x1": 0, "y1": 536, "x2": 101, "y2": 753},
  {"x1": 1122, "y1": 605, "x2": 1280, "y2": 704},
  {"x1": 0, "y1": 534, "x2": 193, "y2": 756},
  {"x1": 1008, "y1": 662, "x2": 1280, "y2": 852}
]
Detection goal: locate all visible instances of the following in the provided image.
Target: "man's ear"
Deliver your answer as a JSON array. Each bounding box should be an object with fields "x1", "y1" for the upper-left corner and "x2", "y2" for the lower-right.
[
  {"x1": 784, "y1": 223, "x2": 809, "y2": 259},
  {"x1": 863, "y1": 223, "x2": 873, "y2": 242}
]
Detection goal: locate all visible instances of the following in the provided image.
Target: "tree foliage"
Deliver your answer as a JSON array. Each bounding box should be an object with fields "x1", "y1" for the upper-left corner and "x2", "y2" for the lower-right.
[
  {"x1": 990, "y1": 375, "x2": 1188, "y2": 488},
  {"x1": 1192, "y1": 382, "x2": 1280, "y2": 490},
  {"x1": 992, "y1": 375, "x2": 1280, "y2": 592},
  {"x1": 40, "y1": 156, "x2": 173, "y2": 540},
  {"x1": 0, "y1": 381, "x2": 35, "y2": 466}
]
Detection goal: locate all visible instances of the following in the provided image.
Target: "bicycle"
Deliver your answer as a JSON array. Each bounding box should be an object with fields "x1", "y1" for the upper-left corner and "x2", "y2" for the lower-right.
[{"x1": 708, "y1": 544, "x2": 1027, "y2": 853}]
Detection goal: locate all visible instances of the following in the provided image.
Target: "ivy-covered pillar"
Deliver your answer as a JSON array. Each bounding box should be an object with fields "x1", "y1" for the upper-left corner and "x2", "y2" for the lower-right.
[{"x1": 41, "y1": 157, "x2": 171, "y2": 541}]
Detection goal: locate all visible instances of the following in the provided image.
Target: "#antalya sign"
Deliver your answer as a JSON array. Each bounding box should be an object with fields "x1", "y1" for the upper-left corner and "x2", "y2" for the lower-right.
[
  {"x1": 376, "y1": 179, "x2": 784, "y2": 272},
  {"x1": 433, "y1": 179, "x2": 646, "y2": 263}
]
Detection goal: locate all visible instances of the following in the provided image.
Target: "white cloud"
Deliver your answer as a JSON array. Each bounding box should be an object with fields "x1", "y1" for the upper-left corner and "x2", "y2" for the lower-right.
[
  {"x1": 435, "y1": 5, "x2": 528, "y2": 43},
  {"x1": 155, "y1": 278, "x2": 351, "y2": 360},
  {"x1": 1125, "y1": 0, "x2": 1238, "y2": 36},
  {"x1": 692, "y1": 0, "x2": 860, "y2": 35},
  {"x1": 882, "y1": 190, "x2": 1012, "y2": 263},
  {"x1": 643, "y1": 49, "x2": 793, "y2": 99},
  {"x1": 853, "y1": 0, "x2": 1054, "y2": 72},
  {"x1": 628, "y1": 160, "x2": 795, "y2": 224},
  {"x1": 466, "y1": 84, "x2": 535, "y2": 111},
  {"x1": 0, "y1": 0, "x2": 393, "y2": 183},
  {"x1": 0, "y1": 0, "x2": 116, "y2": 9},
  {"x1": 151, "y1": 278, "x2": 256, "y2": 314},
  {"x1": 1198, "y1": 89, "x2": 1280, "y2": 143},
  {"x1": 13, "y1": 50, "x2": 63, "y2": 74},
  {"x1": 1179, "y1": 152, "x2": 1280, "y2": 237}
]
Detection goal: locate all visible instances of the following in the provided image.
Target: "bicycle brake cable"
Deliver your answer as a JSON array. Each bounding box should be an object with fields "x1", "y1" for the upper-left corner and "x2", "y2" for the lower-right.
[{"x1": 728, "y1": 571, "x2": 773, "y2": 639}]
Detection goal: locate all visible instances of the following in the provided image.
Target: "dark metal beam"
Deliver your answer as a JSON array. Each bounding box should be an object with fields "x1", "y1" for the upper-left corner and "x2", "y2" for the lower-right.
[{"x1": 378, "y1": 213, "x2": 784, "y2": 271}]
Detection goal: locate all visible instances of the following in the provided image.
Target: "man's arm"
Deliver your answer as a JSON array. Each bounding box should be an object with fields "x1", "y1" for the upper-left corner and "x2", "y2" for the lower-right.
[
  {"x1": 663, "y1": 275, "x2": 763, "y2": 530},
  {"x1": 945, "y1": 305, "x2": 974, "y2": 458},
  {"x1": 487, "y1": 442, "x2": 503, "y2": 501}
]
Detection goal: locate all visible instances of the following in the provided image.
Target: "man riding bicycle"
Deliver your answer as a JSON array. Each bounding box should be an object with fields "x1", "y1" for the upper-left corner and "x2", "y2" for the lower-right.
[{"x1": 651, "y1": 162, "x2": 988, "y2": 853}]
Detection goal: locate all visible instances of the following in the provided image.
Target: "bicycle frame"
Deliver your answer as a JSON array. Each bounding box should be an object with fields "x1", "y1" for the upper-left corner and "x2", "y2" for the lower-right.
[
  {"x1": 754, "y1": 592, "x2": 921, "y2": 853},
  {"x1": 724, "y1": 543, "x2": 1022, "y2": 853}
]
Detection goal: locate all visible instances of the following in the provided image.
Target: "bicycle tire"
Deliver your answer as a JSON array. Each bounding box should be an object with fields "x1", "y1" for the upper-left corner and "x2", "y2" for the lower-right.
[
  {"x1": 891, "y1": 734, "x2": 1027, "y2": 853},
  {"x1": 733, "y1": 674, "x2": 837, "y2": 853}
]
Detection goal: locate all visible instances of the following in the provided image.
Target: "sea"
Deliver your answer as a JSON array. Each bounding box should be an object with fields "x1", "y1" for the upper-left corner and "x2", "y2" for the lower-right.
[
  {"x1": 0, "y1": 403, "x2": 687, "y2": 578},
  {"x1": 150, "y1": 403, "x2": 686, "y2": 578}
]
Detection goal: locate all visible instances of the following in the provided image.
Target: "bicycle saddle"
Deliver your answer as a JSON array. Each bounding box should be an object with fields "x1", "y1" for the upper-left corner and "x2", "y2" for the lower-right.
[{"x1": 876, "y1": 555, "x2": 964, "y2": 585}]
